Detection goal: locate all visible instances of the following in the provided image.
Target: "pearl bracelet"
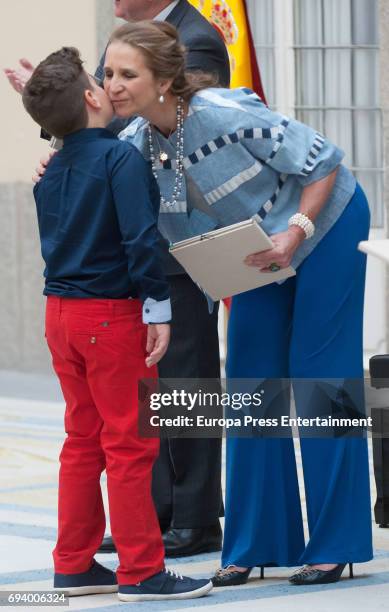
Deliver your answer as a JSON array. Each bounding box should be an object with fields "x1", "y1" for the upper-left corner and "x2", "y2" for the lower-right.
[{"x1": 288, "y1": 213, "x2": 315, "y2": 240}]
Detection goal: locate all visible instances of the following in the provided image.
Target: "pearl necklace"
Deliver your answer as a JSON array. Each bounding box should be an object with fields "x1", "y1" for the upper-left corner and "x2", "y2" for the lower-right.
[{"x1": 147, "y1": 97, "x2": 185, "y2": 208}]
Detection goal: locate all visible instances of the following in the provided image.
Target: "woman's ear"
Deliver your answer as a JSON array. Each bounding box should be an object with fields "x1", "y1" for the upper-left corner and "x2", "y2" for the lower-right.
[{"x1": 158, "y1": 78, "x2": 174, "y2": 97}]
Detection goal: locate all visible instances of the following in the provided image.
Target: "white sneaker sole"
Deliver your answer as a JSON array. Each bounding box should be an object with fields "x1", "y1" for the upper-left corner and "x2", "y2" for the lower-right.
[
  {"x1": 118, "y1": 580, "x2": 213, "y2": 602},
  {"x1": 54, "y1": 585, "x2": 118, "y2": 597}
]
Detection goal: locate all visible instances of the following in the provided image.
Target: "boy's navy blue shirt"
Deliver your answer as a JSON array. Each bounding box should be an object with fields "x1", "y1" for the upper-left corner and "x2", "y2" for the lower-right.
[{"x1": 33, "y1": 128, "x2": 171, "y2": 324}]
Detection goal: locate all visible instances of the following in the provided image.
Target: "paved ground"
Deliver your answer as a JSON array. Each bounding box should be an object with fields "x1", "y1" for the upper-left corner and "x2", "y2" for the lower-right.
[{"x1": 0, "y1": 370, "x2": 388, "y2": 611}]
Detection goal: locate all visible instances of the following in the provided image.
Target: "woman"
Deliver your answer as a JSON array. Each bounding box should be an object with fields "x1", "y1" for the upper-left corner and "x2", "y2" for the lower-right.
[{"x1": 103, "y1": 20, "x2": 373, "y2": 585}]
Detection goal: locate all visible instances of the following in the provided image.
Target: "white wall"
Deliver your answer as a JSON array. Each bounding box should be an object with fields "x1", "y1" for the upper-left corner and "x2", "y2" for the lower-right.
[
  {"x1": 1, "y1": 0, "x2": 98, "y2": 182},
  {"x1": 0, "y1": 0, "x2": 98, "y2": 371}
]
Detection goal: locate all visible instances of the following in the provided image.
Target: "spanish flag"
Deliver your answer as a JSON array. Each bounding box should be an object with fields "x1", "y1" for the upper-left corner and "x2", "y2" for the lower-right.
[{"x1": 188, "y1": 0, "x2": 267, "y2": 103}]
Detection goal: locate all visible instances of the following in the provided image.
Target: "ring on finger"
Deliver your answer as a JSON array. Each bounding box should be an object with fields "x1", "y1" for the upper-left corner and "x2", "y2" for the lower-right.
[{"x1": 269, "y1": 262, "x2": 281, "y2": 272}]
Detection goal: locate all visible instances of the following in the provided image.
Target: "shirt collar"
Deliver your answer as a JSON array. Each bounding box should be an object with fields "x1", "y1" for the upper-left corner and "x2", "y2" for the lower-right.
[
  {"x1": 154, "y1": 0, "x2": 180, "y2": 21},
  {"x1": 63, "y1": 128, "x2": 115, "y2": 146}
]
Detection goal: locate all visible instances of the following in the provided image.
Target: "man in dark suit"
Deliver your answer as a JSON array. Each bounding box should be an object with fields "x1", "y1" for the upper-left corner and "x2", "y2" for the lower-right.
[{"x1": 5, "y1": 0, "x2": 230, "y2": 558}]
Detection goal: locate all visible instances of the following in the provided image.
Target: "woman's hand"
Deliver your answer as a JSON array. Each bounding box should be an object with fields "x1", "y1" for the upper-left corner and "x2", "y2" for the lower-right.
[
  {"x1": 244, "y1": 226, "x2": 305, "y2": 272},
  {"x1": 4, "y1": 58, "x2": 35, "y2": 94},
  {"x1": 32, "y1": 149, "x2": 57, "y2": 183}
]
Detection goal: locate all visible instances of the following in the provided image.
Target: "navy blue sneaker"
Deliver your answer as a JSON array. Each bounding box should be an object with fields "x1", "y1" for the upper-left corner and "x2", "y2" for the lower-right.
[
  {"x1": 118, "y1": 568, "x2": 213, "y2": 602},
  {"x1": 54, "y1": 560, "x2": 117, "y2": 596}
]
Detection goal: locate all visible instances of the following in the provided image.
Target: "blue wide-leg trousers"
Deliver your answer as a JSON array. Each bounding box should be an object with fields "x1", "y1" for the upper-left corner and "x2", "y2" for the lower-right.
[{"x1": 222, "y1": 185, "x2": 373, "y2": 567}]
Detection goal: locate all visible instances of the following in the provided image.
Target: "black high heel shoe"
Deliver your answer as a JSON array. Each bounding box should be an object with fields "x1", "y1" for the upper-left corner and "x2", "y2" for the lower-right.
[
  {"x1": 211, "y1": 565, "x2": 265, "y2": 587},
  {"x1": 289, "y1": 563, "x2": 354, "y2": 585}
]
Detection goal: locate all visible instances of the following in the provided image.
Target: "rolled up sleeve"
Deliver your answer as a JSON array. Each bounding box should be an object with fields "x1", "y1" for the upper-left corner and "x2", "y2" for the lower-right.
[
  {"x1": 268, "y1": 118, "x2": 344, "y2": 185},
  {"x1": 241, "y1": 96, "x2": 344, "y2": 185}
]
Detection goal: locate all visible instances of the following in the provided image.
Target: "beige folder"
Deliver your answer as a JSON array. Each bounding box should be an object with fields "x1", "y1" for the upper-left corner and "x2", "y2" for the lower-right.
[{"x1": 169, "y1": 218, "x2": 296, "y2": 300}]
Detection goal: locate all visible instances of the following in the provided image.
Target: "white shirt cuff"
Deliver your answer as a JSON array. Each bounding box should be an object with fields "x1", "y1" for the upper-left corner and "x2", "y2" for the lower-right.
[{"x1": 142, "y1": 297, "x2": 172, "y2": 324}]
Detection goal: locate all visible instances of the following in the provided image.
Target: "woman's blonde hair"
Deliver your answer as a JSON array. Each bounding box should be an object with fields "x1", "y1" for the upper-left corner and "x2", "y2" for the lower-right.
[{"x1": 108, "y1": 20, "x2": 219, "y2": 101}]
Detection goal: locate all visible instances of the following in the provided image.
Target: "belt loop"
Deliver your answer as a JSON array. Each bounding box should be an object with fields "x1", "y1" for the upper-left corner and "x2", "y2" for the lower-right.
[{"x1": 57, "y1": 297, "x2": 63, "y2": 321}]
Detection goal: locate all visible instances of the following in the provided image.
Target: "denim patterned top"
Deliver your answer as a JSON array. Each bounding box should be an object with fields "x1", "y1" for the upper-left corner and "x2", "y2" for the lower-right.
[{"x1": 119, "y1": 87, "x2": 357, "y2": 271}]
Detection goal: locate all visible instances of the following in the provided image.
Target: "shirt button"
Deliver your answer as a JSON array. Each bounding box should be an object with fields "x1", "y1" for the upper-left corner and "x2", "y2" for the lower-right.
[
  {"x1": 102, "y1": 321, "x2": 109, "y2": 327},
  {"x1": 91, "y1": 336, "x2": 96, "y2": 344},
  {"x1": 145, "y1": 308, "x2": 150, "y2": 313}
]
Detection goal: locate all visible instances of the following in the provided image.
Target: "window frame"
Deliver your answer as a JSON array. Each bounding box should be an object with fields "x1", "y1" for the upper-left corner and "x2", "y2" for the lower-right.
[{"x1": 248, "y1": 0, "x2": 384, "y2": 228}]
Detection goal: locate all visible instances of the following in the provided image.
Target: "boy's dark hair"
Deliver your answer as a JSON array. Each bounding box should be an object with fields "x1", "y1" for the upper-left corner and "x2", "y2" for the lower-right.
[{"x1": 22, "y1": 47, "x2": 91, "y2": 139}]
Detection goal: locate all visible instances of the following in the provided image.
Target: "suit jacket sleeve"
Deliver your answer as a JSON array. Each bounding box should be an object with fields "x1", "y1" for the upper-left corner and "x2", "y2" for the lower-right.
[
  {"x1": 167, "y1": 0, "x2": 230, "y2": 87},
  {"x1": 184, "y1": 31, "x2": 230, "y2": 87}
]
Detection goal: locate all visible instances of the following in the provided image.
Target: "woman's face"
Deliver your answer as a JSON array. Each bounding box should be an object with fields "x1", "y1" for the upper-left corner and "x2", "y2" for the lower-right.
[{"x1": 104, "y1": 41, "x2": 162, "y2": 119}]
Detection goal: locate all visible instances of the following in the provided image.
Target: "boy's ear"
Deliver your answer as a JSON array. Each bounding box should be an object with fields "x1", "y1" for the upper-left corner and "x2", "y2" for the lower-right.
[{"x1": 84, "y1": 88, "x2": 101, "y2": 110}]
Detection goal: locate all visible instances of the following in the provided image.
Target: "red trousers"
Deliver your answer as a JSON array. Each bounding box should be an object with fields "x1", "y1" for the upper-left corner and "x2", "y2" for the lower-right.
[{"x1": 45, "y1": 296, "x2": 164, "y2": 584}]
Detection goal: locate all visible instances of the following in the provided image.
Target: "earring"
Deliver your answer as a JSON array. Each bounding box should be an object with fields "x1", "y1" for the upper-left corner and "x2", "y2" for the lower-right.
[{"x1": 159, "y1": 94, "x2": 165, "y2": 104}]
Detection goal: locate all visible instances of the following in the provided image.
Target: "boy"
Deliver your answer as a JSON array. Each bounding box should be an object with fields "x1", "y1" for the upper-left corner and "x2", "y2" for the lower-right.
[{"x1": 22, "y1": 46, "x2": 212, "y2": 602}]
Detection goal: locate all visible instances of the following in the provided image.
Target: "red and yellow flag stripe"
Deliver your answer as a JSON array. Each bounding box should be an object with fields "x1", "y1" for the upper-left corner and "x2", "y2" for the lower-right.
[{"x1": 188, "y1": 0, "x2": 267, "y2": 103}]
